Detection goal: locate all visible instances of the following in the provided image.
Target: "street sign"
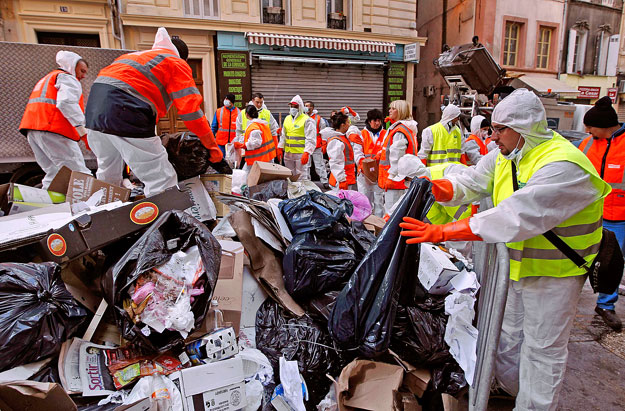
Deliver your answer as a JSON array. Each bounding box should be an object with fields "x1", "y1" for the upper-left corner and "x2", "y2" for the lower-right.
[
  {"x1": 608, "y1": 87, "x2": 618, "y2": 103},
  {"x1": 578, "y1": 86, "x2": 601, "y2": 99},
  {"x1": 404, "y1": 43, "x2": 420, "y2": 62}
]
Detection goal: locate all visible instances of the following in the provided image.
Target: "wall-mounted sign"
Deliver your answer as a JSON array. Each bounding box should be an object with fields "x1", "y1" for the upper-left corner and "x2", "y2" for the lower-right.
[
  {"x1": 608, "y1": 87, "x2": 618, "y2": 103},
  {"x1": 216, "y1": 51, "x2": 252, "y2": 109},
  {"x1": 404, "y1": 43, "x2": 420, "y2": 62},
  {"x1": 578, "y1": 86, "x2": 601, "y2": 99},
  {"x1": 384, "y1": 62, "x2": 407, "y2": 111}
]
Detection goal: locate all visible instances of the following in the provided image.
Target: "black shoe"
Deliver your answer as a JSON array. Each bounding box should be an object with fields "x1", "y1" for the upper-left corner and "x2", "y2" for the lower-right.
[{"x1": 595, "y1": 307, "x2": 622, "y2": 331}]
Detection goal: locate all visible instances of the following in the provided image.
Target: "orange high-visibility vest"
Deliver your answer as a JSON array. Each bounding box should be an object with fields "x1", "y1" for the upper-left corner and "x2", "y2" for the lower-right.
[
  {"x1": 378, "y1": 123, "x2": 418, "y2": 190},
  {"x1": 19, "y1": 69, "x2": 84, "y2": 141},
  {"x1": 310, "y1": 114, "x2": 323, "y2": 148},
  {"x1": 93, "y1": 48, "x2": 212, "y2": 139},
  {"x1": 215, "y1": 106, "x2": 239, "y2": 145},
  {"x1": 580, "y1": 130, "x2": 625, "y2": 220},
  {"x1": 460, "y1": 133, "x2": 489, "y2": 165},
  {"x1": 328, "y1": 134, "x2": 356, "y2": 189},
  {"x1": 244, "y1": 121, "x2": 276, "y2": 165}
]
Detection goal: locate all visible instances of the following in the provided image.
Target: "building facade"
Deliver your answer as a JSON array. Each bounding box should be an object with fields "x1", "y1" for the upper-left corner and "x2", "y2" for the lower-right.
[{"x1": 1, "y1": 0, "x2": 426, "y2": 133}]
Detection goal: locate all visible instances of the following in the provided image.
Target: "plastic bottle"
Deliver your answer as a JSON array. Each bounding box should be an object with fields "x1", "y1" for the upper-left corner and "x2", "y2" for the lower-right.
[{"x1": 211, "y1": 299, "x2": 223, "y2": 330}]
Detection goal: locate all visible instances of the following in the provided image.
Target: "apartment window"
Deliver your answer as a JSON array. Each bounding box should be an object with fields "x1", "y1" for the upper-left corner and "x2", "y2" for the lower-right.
[
  {"x1": 503, "y1": 22, "x2": 521, "y2": 66},
  {"x1": 262, "y1": 0, "x2": 287, "y2": 25},
  {"x1": 536, "y1": 27, "x2": 553, "y2": 69},
  {"x1": 183, "y1": 0, "x2": 219, "y2": 18},
  {"x1": 327, "y1": 0, "x2": 346, "y2": 30},
  {"x1": 37, "y1": 31, "x2": 100, "y2": 47}
]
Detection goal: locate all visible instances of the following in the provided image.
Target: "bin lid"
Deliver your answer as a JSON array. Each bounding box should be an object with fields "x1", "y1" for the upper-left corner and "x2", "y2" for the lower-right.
[{"x1": 509, "y1": 76, "x2": 579, "y2": 98}]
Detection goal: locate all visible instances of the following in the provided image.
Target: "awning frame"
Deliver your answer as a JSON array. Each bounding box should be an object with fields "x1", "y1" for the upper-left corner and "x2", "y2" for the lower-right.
[{"x1": 245, "y1": 32, "x2": 396, "y2": 53}]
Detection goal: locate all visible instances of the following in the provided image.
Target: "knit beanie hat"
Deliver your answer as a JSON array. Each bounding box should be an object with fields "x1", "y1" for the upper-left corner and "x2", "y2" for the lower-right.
[{"x1": 583, "y1": 96, "x2": 619, "y2": 128}]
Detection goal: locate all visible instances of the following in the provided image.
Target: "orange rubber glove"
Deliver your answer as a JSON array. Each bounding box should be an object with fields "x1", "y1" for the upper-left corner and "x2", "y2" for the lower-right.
[
  {"x1": 301, "y1": 152, "x2": 310, "y2": 165},
  {"x1": 208, "y1": 146, "x2": 224, "y2": 163},
  {"x1": 277, "y1": 148, "x2": 284, "y2": 162},
  {"x1": 419, "y1": 178, "x2": 454, "y2": 202},
  {"x1": 342, "y1": 106, "x2": 358, "y2": 117},
  {"x1": 399, "y1": 217, "x2": 482, "y2": 244},
  {"x1": 233, "y1": 142, "x2": 245, "y2": 150}
]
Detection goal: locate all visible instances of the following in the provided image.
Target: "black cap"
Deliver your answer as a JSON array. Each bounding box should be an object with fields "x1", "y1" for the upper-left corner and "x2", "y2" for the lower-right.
[
  {"x1": 225, "y1": 93, "x2": 236, "y2": 103},
  {"x1": 480, "y1": 118, "x2": 491, "y2": 129},
  {"x1": 584, "y1": 96, "x2": 619, "y2": 128},
  {"x1": 171, "y1": 36, "x2": 189, "y2": 60}
]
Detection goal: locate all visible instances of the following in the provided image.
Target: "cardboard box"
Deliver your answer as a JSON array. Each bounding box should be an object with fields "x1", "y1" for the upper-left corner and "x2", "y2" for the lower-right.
[
  {"x1": 180, "y1": 176, "x2": 217, "y2": 221},
  {"x1": 49, "y1": 166, "x2": 130, "y2": 205},
  {"x1": 0, "y1": 381, "x2": 77, "y2": 411},
  {"x1": 201, "y1": 174, "x2": 232, "y2": 217},
  {"x1": 363, "y1": 214, "x2": 386, "y2": 235},
  {"x1": 246, "y1": 162, "x2": 298, "y2": 187},
  {"x1": 37, "y1": 186, "x2": 192, "y2": 263},
  {"x1": 169, "y1": 357, "x2": 247, "y2": 411},
  {"x1": 336, "y1": 360, "x2": 405, "y2": 411},
  {"x1": 0, "y1": 183, "x2": 65, "y2": 215},
  {"x1": 418, "y1": 243, "x2": 460, "y2": 295},
  {"x1": 212, "y1": 240, "x2": 245, "y2": 334}
]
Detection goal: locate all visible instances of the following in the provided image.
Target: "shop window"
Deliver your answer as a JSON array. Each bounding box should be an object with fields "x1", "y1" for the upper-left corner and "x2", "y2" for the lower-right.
[
  {"x1": 327, "y1": 0, "x2": 346, "y2": 30},
  {"x1": 503, "y1": 22, "x2": 522, "y2": 67},
  {"x1": 183, "y1": 0, "x2": 219, "y2": 19},
  {"x1": 37, "y1": 31, "x2": 100, "y2": 47},
  {"x1": 567, "y1": 28, "x2": 588, "y2": 74},
  {"x1": 536, "y1": 27, "x2": 553, "y2": 69},
  {"x1": 262, "y1": 0, "x2": 288, "y2": 25}
]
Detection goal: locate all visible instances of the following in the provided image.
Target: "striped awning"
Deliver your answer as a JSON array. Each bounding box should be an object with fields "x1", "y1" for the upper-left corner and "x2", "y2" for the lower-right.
[{"x1": 245, "y1": 32, "x2": 396, "y2": 53}]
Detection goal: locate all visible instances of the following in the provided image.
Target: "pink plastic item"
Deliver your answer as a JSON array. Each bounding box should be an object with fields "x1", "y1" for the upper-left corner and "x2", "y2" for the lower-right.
[
  {"x1": 132, "y1": 282, "x2": 156, "y2": 304},
  {"x1": 338, "y1": 189, "x2": 372, "y2": 221}
]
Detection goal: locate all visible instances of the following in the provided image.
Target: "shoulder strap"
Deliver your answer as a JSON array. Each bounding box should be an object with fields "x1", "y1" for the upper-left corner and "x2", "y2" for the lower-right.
[{"x1": 510, "y1": 162, "x2": 588, "y2": 268}]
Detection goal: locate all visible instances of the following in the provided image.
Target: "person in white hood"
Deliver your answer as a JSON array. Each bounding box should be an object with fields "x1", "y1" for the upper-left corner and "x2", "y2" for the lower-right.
[
  {"x1": 418, "y1": 104, "x2": 463, "y2": 166},
  {"x1": 235, "y1": 92, "x2": 278, "y2": 144},
  {"x1": 19, "y1": 50, "x2": 91, "y2": 189},
  {"x1": 278, "y1": 95, "x2": 316, "y2": 180},
  {"x1": 462, "y1": 114, "x2": 493, "y2": 165},
  {"x1": 234, "y1": 105, "x2": 276, "y2": 183},
  {"x1": 377, "y1": 99, "x2": 419, "y2": 215},
  {"x1": 399, "y1": 89, "x2": 611, "y2": 411}
]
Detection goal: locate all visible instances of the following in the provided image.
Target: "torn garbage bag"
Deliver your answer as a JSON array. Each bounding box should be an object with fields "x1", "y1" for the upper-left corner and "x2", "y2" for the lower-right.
[
  {"x1": 163, "y1": 132, "x2": 211, "y2": 180},
  {"x1": 0, "y1": 262, "x2": 87, "y2": 372},
  {"x1": 249, "y1": 180, "x2": 289, "y2": 202},
  {"x1": 328, "y1": 178, "x2": 435, "y2": 357},
  {"x1": 279, "y1": 191, "x2": 353, "y2": 235},
  {"x1": 255, "y1": 298, "x2": 345, "y2": 405},
  {"x1": 102, "y1": 210, "x2": 221, "y2": 353}
]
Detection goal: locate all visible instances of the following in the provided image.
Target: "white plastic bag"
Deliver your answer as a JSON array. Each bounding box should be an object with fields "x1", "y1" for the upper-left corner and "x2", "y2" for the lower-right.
[
  {"x1": 279, "y1": 357, "x2": 306, "y2": 411},
  {"x1": 123, "y1": 374, "x2": 183, "y2": 411}
]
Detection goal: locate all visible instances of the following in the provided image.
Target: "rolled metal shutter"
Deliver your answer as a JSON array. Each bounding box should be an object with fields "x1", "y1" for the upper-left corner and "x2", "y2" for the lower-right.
[
  {"x1": 618, "y1": 97, "x2": 625, "y2": 123},
  {"x1": 250, "y1": 59, "x2": 384, "y2": 127}
]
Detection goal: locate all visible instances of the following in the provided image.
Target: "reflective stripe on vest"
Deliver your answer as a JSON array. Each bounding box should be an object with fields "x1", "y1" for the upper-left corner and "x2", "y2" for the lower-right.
[
  {"x1": 244, "y1": 121, "x2": 276, "y2": 165},
  {"x1": 362, "y1": 128, "x2": 386, "y2": 159},
  {"x1": 19, "y1": 69, "x2": 84, "y2": 141},
  {"x1": 427, "y1": 122, "x2": 462, "y2": 165},
  {"x1": 580, "y1": 134, "x2": 625, "y2": 219},
  {"x1": 493, "y1": 133, "x2": 611, "y2": 281},
  {"x1": 328, "y1": 134, "x2": 356, "y2": 188},
  {"x1": 216, "y1": 106, "x2": 238, "y2": 145},
  {"x1": 377, "y1": 123, "x2": 418, "y2": 190},
  {"x1": 284, "y1": 114, "x2": 309, "y2": 154}
]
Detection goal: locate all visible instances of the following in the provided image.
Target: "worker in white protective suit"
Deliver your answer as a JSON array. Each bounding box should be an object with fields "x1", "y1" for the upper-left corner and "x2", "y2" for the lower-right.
[
  {"x1": 462, "y1": 115, "x2": 495, "y2": 165},
  {"x1": 399, "y1": 89, "x2": 611, "y2": 411},
  {"x1": 320, "y1": 111, "x2": 361, "y2": 190},
  {"x1": 19, "y1": 50, "x2": 91, "y2": 188},
  {"x1": 377, "y1": 99, "x2": 419, "y2": 215},
  {"x1": 278, "y1": 95, "x2": 316, "y2": 180},
  {"x1": 418, "y1": 104, "x2": 463, "y2": 165},
  {"x1": 233, "y1": 105, "x2": 276, "y2": 183},
  {"x1": 235, "y1": 92, "x2": 278, "y2": 143}
]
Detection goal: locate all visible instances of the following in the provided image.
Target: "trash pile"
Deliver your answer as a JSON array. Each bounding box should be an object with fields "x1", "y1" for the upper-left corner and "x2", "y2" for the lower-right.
[{"x1": 0, "y1": 160, "x2": 482, "y2": 411}]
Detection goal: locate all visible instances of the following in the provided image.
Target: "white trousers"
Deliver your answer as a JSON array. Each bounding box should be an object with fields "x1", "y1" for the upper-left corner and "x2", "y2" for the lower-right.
[
  {"x1": 27, "y1": 130, "x2": 91, "y2": 189},
  {"x1": 87, "y1": 129, "x2": 177, "y2": 197},
  {"x1": 311, "y1": 147, "x2": 328, "y2": 183},
  {"x1": 495, "y1": 275, "x2": 585, "y2": 411},
  {"x1": 357, "y1": 173, "x2": 384, "y2": 217},
  {"x1": 383, "y1": 189, "x2": 405, "y2": 216},
  {"x1": 284, "y1": 152, "x2": 310, "y2": 181}
]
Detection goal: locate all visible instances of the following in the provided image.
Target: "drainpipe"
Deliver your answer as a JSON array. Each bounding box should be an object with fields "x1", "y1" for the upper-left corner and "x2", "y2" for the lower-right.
[
  {"x1": 442, "y1": 0, "x2": 448, "y2": 51},
  {"x1": 110, "y1": 0, "x2": 126, "y2": 49}
]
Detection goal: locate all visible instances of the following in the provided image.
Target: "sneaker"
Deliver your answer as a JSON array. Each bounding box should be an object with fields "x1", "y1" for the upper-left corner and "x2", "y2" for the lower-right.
[{"x1": 595, "y1": 306, "x2": 623, "y2": 331}]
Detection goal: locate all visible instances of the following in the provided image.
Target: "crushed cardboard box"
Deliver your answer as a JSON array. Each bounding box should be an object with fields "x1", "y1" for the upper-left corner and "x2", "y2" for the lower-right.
[
  {"x1": 363, "y1": 214, "x2": 386, "y2": 235},
  {"x1": 0, "y1": 381, "x2": 77, "y2": 411},
  {"x1": 246, "y1": 162, "x2": 299, "y2": 187},
  {"x1": 49, "y1": 166, "x2": 130, "y2": 205},
  {"x1": 201, "y1": 174, "x2": 232, "y2": 217},
  {"x1": 418, "y1": 243, "x2": 460, "y2": 295}
]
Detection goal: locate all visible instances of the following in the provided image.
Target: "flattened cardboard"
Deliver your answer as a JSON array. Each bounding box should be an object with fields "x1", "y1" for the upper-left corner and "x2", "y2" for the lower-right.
[
  {"x1": 0, "y1": 381, "x2": 77, "y2": 411},
  {"x1": 201, "y1": 174, "x2": 232, "y2": 217},
  {"x1": 49, "y1": 166, "x2": 130, "y2": 205},
  {"x1": 390, "y1": 350, "x2": 431, "y2": 398},
  {"x1": 212, "y1": 240, "x2": 245, "y2": 334},
  {"x1": 37, "y1": 186, "x2": 192, "y2": 263},
  {"x1": 246, "y1": 161, "x2": 299, "y2": 187},
  {"x1": 180, "y1": 176, "x2": 217, "y2": 221},
  {"x1": 363, "y1": 214, "x2": 386, "y2": 235},
  {"x1": 337, "y1": 360, "x2": 404, "y2": 411}
]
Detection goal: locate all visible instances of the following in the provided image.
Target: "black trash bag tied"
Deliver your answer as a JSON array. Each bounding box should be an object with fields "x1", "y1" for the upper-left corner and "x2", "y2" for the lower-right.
[
  {"x1": 255, "y1": 298, "x2": 347, "y2": 407},
  {"x1": 102, "y1": 210, "x2": 221, "y2": 353},
  {"x1": 0, "y1": 262, "x2": 87, "y2": 372},
  {"x1": 328, "y1": 178, "x2": 435, "y2": 358},
  {"x1": 162, "y1": 132, "x2": 232, "y2": 180},
  {"x1": 279, "y1": 191, "x2": 353, "y2": 236},
  {"x1": 431, "y1": 361, "x2": 468, "y2": 397}
]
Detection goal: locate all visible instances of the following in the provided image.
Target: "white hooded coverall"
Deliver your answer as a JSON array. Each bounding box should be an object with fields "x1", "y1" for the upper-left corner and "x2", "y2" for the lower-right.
[
  {"x1": 28, "y1": 50, "x2": 91, "y2": 189},
  {"x1": 418, "y1": 104, "x2": 462, "y2": 163},
  {"x1": 278, "y1": 95, "x2": 317, "y2": 180},
  {"x1": 384, "y1": 119, "x2": 419, "y2": 215},
  {"x1": 320, "y1": 127, "x2": 359, "y2": 191},
  {"x1": 241, "y1": 118, "x2": 270, "y2": 182},
  {"x1": 441, "y1": 89, "x2": 602, "y2": 411},
  {"x1": 357, "y1": 126, "x2": 385, "y2": 217}
]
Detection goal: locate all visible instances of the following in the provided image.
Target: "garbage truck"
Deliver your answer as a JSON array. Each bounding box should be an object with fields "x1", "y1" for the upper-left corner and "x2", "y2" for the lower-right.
[{"x1": 0, "y1": 42, "x2": 127, "y2": 185}]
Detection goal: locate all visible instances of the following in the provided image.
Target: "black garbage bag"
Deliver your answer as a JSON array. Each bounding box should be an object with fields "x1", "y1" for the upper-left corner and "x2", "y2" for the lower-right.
[
  {"x1": 279, "y1": 191, "x2": 353, "y2": 235},
  {"x1": 163, "y1": 132, "x2": 232, "y2": 179},
  {"x1": 431, "y1": 361, "x2": 468, "y2": 397},
  {"x1": 328, "y1": 179, "x2": 435, "y2": 357},
  {"x1": 29, "y1": 357, "x2": 61, "y2": 384},
  {"x1": 389, "y1": 302, "x2": 452, "y2": 367},
  {"x1": 348, "y1": 220, "x2": 376, "y2": 259},
  {"x1": 283, "y1": 232, "x2": 357, "y2": 301},
  {"x1": 249, "y1": 180, "x2": 289, "y2": 202},
  {"x1": 0, "y1": 262, "x2": 87, "y2": 371},
  {"x1": 304, "y1": 291, "x2": 340, "y2": 323},
  {"x1": 102, "y1": 210, "x2": 221, "y2": 353},
  {"x1": 256, "y1": 298, "x2": 346, "y2": 406}
]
